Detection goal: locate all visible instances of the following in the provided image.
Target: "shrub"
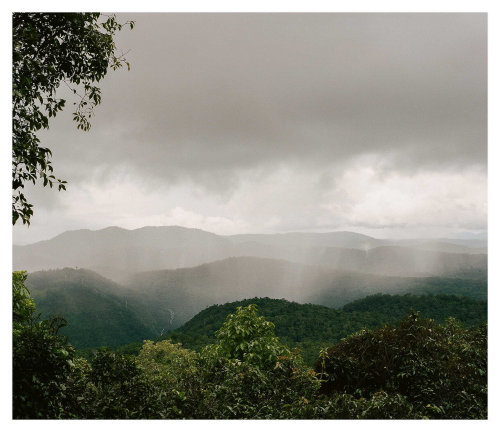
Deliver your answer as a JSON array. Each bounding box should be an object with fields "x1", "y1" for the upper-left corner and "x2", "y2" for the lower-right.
[
  {"x1": 315, "y1": 312, "x2": 487, "y2": 419},
  {"x1": 195, "y1": 305, "x2": 321, "y2": 419},
  {"x1": 136, "y1": 340, "x2": 200, "y2": 418},
  {"x1": 82, "y1": 349, "x2": 163, "y2": 419},
  {"x1": 12, "y1": 271, "x2": 76, "y2": 419}
]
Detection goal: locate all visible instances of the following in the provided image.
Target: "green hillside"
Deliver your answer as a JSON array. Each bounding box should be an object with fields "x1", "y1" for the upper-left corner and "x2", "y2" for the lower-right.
[
  {"x1": 342, "y1": 292, "x2": 487, "y2": 325},
  {"x1": 161, "y1": 294, "x2": 487, "y2": 365},
  {"x1": 308, "y1": 272, "x2": 487, "y2": 307},
  {"x1": 27, "y1": 268, "x2": 154, "y2": 348}
]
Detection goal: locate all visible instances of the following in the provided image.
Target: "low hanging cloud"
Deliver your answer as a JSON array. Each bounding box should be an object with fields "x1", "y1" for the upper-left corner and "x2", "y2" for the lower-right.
[{"x1": 14, "y1": 156, "x2": 486, "y2": 244}]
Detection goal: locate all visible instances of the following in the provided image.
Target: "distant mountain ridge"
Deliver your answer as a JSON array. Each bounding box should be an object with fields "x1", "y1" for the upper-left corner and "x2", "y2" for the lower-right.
[
  {"x1": 230, "y1": 230, "x2": 385, "y2": 249},
  {"x1": 14, "y1": 225, "x2": 487, "y2": 282}
]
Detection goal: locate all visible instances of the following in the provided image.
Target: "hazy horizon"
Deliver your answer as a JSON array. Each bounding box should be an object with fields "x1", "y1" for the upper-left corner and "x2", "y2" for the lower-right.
[{"x1": 12, "y1": 13, "x2": 487, "y2": 245}]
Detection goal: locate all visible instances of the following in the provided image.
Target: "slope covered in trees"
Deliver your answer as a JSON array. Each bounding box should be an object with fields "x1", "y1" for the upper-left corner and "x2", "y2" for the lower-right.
[
  {"x1": 343, "y1": 292, "x2": 487, "y2": 325},
  {"x1": 160, "y1": 294, "x2": 486, "y2": 365},
  {"x1": 27, "y1": 268, "x2": 153, "y2": 348}
]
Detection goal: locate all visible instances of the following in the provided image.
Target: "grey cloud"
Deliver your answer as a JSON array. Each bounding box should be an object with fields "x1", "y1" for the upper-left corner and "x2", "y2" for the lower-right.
[
  {"x1": 14, "y1": 13, "x2": 487, "y2": 242},
  {"x1": 40, "y1": 13, "x2": 486, "y2": 183}
]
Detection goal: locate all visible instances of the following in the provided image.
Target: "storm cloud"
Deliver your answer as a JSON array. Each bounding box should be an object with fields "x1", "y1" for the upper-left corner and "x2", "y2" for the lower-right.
[{"x1": 13, "y1": 13, "x2": 487, "y2": 244}]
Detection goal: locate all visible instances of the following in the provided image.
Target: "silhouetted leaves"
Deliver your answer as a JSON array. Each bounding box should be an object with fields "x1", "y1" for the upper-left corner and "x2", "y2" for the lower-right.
[{"x1": 12, "y1": 13, "x2": 133, "y2": 224}]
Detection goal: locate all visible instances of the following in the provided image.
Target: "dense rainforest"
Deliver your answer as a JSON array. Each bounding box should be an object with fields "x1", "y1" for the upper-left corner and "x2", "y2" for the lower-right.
[
  {"x1": 13, "y1": 271, "x2": 487, "y2": 419},
  {"x1": 154, "y1": 294, "x2": 486, "y2": 365}
]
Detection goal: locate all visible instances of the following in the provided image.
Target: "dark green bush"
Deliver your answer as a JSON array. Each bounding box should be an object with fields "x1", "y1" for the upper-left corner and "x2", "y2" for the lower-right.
[
  {"x1": 82, "y1": 349, "x2": 167, "y2": 419},
  {"x1": 13, "y1": 272, "x2": 77, "y2": 419},
  {"x1": 194, "y1": 305, "x2": 321, "y2": 419},
  {"x1": 136, "y1": 340, "x2": 201, "y2": 418},
  {"x1": 315, "y1": 312, "x2": 487, "y2": 419},
  {"x1": 287, "y1": 391, "x2": 423, "y2": 419}
]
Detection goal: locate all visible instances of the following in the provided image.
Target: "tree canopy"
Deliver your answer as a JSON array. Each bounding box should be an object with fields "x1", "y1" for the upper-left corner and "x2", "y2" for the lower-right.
[
  {"x1": 159, "y1": 295, "x2": 487, "y2": 365},
  {"x1": 13, "y1": 278, "x2": 487, "y2": 419},
  {"x1": 315, "y1": 312, "x2": 487, "y2": 419},
  {"x1": 12, "y1": 13, "x2": 133, "y2": 225}
]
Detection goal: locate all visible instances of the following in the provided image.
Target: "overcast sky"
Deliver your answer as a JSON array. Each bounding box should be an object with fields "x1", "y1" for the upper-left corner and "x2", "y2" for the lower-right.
[{"x1": 13, "y1": 13, "x2": 487, "y2": 244}]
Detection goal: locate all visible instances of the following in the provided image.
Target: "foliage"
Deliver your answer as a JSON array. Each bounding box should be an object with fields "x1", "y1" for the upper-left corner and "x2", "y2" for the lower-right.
[
  {"x1": 285, "y1": 391, "x2": 423, "y2": 419},
  {"x1": 80, "y1": 349, "x2": 165, "y2": 419},
  {"x1": 137, "y1": 340, "x2": 198, "y2": 385},
  {"x1": 60, "y1": 349, "x2": 168, "y2": 419},
  {"x1": 12, "y1": 13, "x2": 133, "y2": 225},
  {"x1": 209, "y1": 304, "x2": 290, "y2": 367},
  {"x1": 12, "y1": 271, "x2": 35, "y2": 332},
  {"x1": 195, "y1": 305, "x2": 321, "y2": 419},
  {"x1": 56, "y1": 357, "x2": 90, "y2": 418},
  {"x1": 136, "y1": 340, "x2": 200, "y2": 418},
  {"x1": 315, "y1": 312, "x2": 487, "y2": 419},
  {"x1": 12, "y1": 271, "x2": 75, "y2": 419},
  {"x1": 193, "y1": 353, "x2": 319, "y2": 419},
  {"x1": 12, "y1": 279, "x2": 487, "y2": 420}
]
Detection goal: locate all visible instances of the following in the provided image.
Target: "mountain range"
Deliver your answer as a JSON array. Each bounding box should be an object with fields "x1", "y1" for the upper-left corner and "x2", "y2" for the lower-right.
[{"x1": 14, "y1": 226, "x2": 487, "y2": 283}]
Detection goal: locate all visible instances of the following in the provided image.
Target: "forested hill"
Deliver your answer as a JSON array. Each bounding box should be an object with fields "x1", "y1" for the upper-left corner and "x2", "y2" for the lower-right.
[
  {"x1": 26, "y1": 268, "x2": 154, "y2": 348},
  {"x1": 161, "y1": 294, "x2": 487, "y2": 364},
  {"x1": 343, "y1": 292, "x2": 487, "y2": 323}
]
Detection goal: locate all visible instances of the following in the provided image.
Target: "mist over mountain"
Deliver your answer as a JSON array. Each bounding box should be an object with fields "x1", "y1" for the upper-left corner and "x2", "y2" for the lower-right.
[
  {"x1": 13, "y1": 225, "x2": 487, "y2": 283},
  {"x1": 24, "y1": 261, "x2": 486, "y2": 351},
  {"x1": 124, "y1": 255, "x2": 486, "y2": 332},
  {"x1": 310, "y1": 245, "x2": 486, "y2": 277}
]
